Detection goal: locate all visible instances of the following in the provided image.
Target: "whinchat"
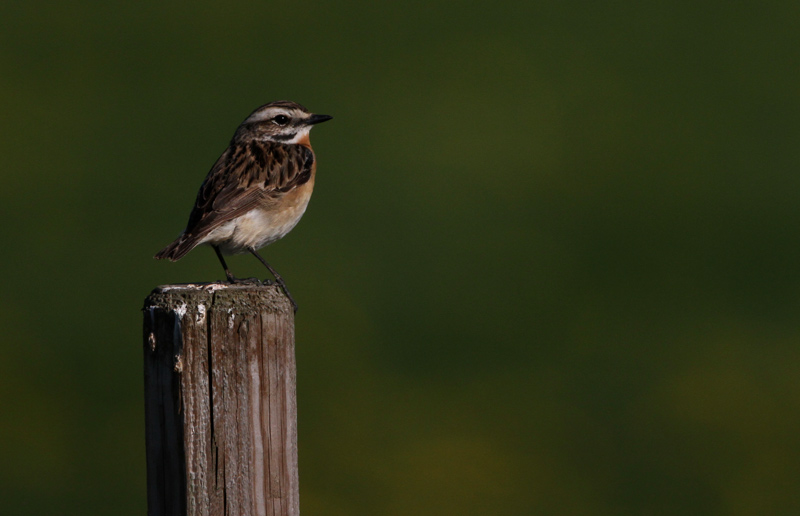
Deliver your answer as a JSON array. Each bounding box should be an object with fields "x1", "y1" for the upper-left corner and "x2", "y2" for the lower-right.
[{"x1": 155, "y1": 100, "x2": 332, "y2": 312}]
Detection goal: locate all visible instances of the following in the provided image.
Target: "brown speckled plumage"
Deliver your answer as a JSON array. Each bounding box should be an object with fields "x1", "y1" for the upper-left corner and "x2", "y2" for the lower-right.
[
  {"x1": 154, "y1": 101, "x2": 331, "y2": 310},
  {"x1": 155, "y1": 101, "x2": 329, "y2": 261}
]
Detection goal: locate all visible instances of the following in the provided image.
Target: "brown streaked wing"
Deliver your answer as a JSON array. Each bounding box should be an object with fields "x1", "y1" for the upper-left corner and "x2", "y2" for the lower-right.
[{"x1": 182, "y1": 140, "x2": 314, "y2": 239}]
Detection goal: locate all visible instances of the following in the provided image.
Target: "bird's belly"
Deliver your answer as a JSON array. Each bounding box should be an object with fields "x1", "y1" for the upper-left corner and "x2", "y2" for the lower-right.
[
  {"x1": 231, "y1": 207, "x2": 305, "y2": 250},
  {"x1": 212, "y1": 184, "x2": 313, "y2": 254}
]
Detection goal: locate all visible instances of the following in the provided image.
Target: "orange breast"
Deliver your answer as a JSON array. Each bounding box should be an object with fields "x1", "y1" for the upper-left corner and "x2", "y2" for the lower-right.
[{"x1": 296, "y1": 133, "x2": 312, "y2": 149}]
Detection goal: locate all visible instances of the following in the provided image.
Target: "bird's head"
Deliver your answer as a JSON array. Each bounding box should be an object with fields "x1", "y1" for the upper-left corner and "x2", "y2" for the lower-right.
[{"x1": 237, "y1": 100, "x2": 332, "y2": 145}]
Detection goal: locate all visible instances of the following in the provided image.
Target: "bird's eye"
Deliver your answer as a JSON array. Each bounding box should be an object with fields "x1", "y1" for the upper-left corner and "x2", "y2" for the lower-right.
[{"x1": 273, "y1": 114, "x2": 290, "y2": 126}]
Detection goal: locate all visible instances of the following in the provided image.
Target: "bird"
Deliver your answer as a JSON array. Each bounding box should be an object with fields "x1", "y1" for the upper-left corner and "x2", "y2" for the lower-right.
[{"x1": 154, "y1": 100, "x2": 332, "y2": 312}]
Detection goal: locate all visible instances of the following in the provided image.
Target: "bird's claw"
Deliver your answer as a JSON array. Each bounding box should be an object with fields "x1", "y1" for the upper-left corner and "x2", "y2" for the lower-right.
[{"x1": 226, "y1": 276, "x2": 262, "y2": 285}]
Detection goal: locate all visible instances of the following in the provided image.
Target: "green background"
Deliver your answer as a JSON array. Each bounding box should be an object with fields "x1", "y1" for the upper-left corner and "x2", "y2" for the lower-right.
[{"x1": 2, "y1": 2, "x2": 799, "y2": 515}]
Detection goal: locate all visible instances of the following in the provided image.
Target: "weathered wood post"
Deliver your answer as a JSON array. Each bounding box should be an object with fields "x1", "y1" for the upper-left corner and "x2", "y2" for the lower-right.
[{"x1": 143, "y1": 283, "x2": 298, "y2": 516}]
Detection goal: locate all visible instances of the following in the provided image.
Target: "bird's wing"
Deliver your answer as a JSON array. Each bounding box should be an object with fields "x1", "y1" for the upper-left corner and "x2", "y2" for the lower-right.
[{"x1": 183, "y1": 140, "x2": 314, "y2": 240}]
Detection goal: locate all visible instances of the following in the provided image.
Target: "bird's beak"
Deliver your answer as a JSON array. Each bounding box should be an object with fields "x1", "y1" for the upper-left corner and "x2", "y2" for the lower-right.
[{"x1": 306, "y1": 114, "x2": 333, "y2": 125}]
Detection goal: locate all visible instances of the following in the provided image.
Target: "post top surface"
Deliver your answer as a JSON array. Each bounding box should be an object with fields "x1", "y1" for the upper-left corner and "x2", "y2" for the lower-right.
[
  {"x1": 154, "y1": 282, "x2": 270, "y2": 293},
  {"x1": 144, "y1": 282, "x2": 293, "y2": 314}
]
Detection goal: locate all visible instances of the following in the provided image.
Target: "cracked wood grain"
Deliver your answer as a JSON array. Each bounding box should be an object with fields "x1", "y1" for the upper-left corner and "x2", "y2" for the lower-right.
[{"x1": 143, "y1": 283, "x2": 298, "y2": 516}]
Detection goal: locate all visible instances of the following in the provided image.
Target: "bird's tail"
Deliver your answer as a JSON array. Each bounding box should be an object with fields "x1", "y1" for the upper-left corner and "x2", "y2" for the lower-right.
[{"x1": 154, "y1": 233, "x2": 199, "y2": 261}]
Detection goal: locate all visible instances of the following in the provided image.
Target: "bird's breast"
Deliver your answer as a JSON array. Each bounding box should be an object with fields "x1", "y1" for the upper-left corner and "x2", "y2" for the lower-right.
[
  {"x1": 295, "y1": 133, "x2": 312, "y2": 149},
  {"x1": 217, "y1": 174, "x2": 316, "y2": 254}
]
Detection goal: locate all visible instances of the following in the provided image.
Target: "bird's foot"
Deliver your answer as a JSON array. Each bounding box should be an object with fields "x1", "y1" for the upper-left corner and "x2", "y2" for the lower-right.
[
  {"x1": 259, "y1": 278, "x2": 296, "y2": 312},
  {"x1": 226, "y1": 276, "x2": 262, "y2": 285},
  {"x1": 276, "y1": 282, "x2": 298, "y2": 313}
]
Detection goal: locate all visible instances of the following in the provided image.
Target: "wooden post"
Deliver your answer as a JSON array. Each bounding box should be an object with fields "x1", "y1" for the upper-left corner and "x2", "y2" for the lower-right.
[{"x1": 143, "y1": 283, "x2": 298, "y2": 516}]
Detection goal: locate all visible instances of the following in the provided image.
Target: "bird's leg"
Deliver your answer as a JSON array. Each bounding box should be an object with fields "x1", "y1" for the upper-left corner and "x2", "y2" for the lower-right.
[
  {"x1": 214, "y1": 246, "x2": 260, "y2": 284},
  {"x1": 247, "y1": 247, "x2": 298, "y2": 312},
  {"x1": 213, "y1": 246, "x2": 236, "y2": 282}
]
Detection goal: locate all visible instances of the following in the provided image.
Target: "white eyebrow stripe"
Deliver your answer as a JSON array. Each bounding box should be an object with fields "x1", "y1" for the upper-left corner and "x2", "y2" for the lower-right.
[
  {"x1": 245, "y1": 110, "x2": 280, "y2": 123},
  {"x1": 245, "y1": 108, "x2": 307, "y2": 124}
]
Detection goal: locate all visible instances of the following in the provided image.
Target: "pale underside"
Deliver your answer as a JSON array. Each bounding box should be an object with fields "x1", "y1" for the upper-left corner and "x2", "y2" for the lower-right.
[{"x1": 196, "y1": 177, "x2": 314, "y2": 255}]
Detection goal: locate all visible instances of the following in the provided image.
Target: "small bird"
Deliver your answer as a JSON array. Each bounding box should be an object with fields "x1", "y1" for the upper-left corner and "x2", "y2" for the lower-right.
[{"x1": 155, "y1": 100, "x2": 332, "y2": 312}]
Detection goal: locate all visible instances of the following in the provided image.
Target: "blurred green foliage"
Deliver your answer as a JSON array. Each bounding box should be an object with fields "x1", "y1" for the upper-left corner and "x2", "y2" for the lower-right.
[{"x1": 2, "y1": 1, "x2": 799, "y2": 515}]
